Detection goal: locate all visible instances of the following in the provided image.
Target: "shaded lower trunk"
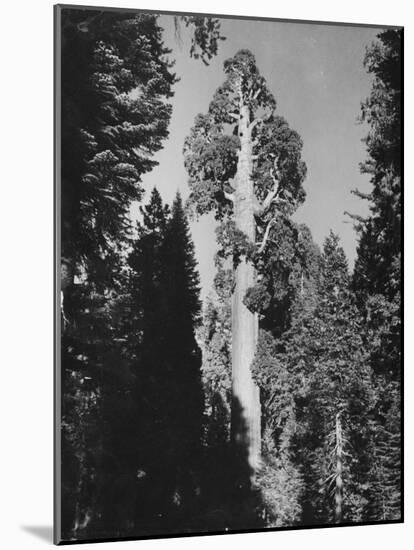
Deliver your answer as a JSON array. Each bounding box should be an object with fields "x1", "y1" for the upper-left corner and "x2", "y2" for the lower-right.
[{"x1": 231, "y1": 258, "x2": 261, "y2": 474}]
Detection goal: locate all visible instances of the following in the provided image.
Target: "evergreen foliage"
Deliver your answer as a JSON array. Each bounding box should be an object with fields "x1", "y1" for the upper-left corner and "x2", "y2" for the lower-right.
[
  {"x1": 126, "y1": 190, "x2": 204, "y2": 536},
  {"x1": 61, "y1": 10, "x2": 177, "y2": 292},
  {"x1": 351, "y1": 29, "x2": 402, "y2": 520},
  {"x1": 253, "y1": 233, "x2": 377, "y2": 524}
]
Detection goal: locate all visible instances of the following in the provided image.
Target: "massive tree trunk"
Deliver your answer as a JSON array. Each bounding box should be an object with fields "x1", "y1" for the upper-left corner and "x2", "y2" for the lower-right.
[{"x1": 231, "y1": 104, "x2": 261, "y2": 475}]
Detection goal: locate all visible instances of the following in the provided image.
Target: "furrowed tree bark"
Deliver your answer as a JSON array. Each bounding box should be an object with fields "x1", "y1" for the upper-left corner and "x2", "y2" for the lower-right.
[{"x1": 231, "y1": 103, "x2": 261, "y2": 476}]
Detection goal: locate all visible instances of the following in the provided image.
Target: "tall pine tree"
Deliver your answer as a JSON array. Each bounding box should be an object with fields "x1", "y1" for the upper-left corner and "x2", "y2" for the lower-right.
[
  {"x1": 351, "y1": 29, "x2": 402, "y2": 521},
  {"x1": 161, "y1": 192, "x2": 204, "y2": 524},
  {"x1": 127, "y1": 190, "x2": 204, "y2": 534}
]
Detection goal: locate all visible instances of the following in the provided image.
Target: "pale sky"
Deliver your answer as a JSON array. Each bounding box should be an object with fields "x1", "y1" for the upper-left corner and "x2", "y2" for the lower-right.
[{"x1": 132, "y1": 15, "x2": 384, "y2": 300}]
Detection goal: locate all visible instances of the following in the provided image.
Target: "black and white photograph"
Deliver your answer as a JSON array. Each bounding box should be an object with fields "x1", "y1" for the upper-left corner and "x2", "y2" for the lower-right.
[{"x1": 55, "y1": 4, "x2": 402, "y2": 544}]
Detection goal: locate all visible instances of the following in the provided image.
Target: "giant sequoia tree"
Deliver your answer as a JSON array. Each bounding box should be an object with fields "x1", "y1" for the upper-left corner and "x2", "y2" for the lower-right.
[{"x1": 184, "y1": 50, "x2": 306, "y2": 473}]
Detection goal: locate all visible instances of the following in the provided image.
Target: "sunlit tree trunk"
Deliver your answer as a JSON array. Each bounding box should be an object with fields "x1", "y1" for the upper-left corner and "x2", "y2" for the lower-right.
[{"x1": 231, "y1": 103, "x2": 261, "y2": 475}]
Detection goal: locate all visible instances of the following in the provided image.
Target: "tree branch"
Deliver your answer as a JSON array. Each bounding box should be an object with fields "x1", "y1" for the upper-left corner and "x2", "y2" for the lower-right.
[
  {"x1": 224, "y1": 190, "x2": 235, "y2": 202},
  {"x1": 248, "y1": 118, "x2": 262, "y2": 133},
  {"x1": 252, "y1": 87, "x2": 262, "y2": 100},
  {"x1": 228, "y1": 112, "x2": 240, "y2": 121},
  {"x1": 248, "y1": 84, "x2": 265, "y2": 102},
  {"x1": 254, "y1": 163, "x2": 282, "y2": 216},
  {"x1": 263, "y1": 167, "x2": 281, "y2": 209},
  {"x1": 248, "y1": 110, "x2": 273, "y2": 133},
  {"x1": 257, "y1": 218, "x2": 275, "y2": 253}
]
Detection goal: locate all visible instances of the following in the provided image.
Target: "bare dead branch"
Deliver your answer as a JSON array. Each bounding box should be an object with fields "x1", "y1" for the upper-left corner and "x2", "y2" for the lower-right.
[
  {"x1": 248, "y1": 117, "x2": 262, "y2": 133},
  {"x1": 257, "y1": 218, "x2": 276, "y2": 253},
  {"x1": 253, "y1": 88, "x2": 262, "y2": 100},
  {"x1": 228, "y1": 112, "x2": 240, "y2": 121},
  {"x1": 248, "y1": 110, "x2": 273, "y2": 133},
  {"x1": 257, "y1": 162, "x2": 282, "y2": 213},
  {"x1": 223, "y1": 190, "x2": 235, "y2": 202}
]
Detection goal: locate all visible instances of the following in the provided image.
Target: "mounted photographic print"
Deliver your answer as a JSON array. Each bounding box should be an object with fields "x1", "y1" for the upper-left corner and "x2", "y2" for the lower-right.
[{"x1": 54, "y1": 4, "x2": 403, "y2": 544}]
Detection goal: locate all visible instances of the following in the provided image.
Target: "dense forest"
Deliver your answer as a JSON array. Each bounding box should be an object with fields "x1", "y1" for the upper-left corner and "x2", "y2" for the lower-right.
[{"x1": 58, "y1": 8, "x2": 402, "y2": 541}]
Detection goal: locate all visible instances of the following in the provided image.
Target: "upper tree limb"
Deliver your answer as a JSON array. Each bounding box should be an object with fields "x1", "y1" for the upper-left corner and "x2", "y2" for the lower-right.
[{"x1": 254, "y1": 158, "x2": 282, "y2": 216}]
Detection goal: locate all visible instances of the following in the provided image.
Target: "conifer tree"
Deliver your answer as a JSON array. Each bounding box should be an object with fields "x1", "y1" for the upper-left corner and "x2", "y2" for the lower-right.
[
  {"x1": 127, "y1": 190, "x2": 204, "y2": 532},
  {"x1": 184, "y1": 50, "x2": 306, "y2": 473},
  {"x1": 161, "y1": 192, "x2": 204, "y2": 497},
  {"x1": 250, "y1": 222, "x2": 320, "y2": 525},
  {"x1": 293, "y1": 234, "x2": 375, "y2": 523},
  {"x1": 61, "y1": 10, "x2": 177, "y2": 304},
  {"x1": 253, "y1": 233, "x2": 376, "y2": 524},
  {"x1": 351, "y1": 29, "x2": 402, "y2": 520},
  {"x1": 61, "y1": 272, "x2": 134, "y2": 538},
  {"x1": 128, "y1": 187, "x2": 170, "y2": 360},
  {"x1": 59, "y1": 12, "x2": 177, "y2": 534},
  {"x1": 125, "y1": 188, "x2": 173, "y2": 532},
  {"x1": 353, "y1": 29, "x2": 401, "y2": 379}
]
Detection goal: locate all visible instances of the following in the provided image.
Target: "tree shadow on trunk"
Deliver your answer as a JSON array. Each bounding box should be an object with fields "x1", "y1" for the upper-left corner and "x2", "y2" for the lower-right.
[{"x1": 195, "y1": 396, "x2": 267, "y2": 533}]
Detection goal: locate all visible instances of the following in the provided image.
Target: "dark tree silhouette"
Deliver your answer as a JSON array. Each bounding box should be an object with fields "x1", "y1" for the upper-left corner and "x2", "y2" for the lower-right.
[
  {"x1": 159, "y1": 192, "x2": 204, "y2": 527},
  {"x1": 351, "y1": 29, "x2": 402, "y2": 520},
  {"x1": 60, "y1": 10, "x2": 177, "y2": 306},
  {"x1": 127, "y1": 190, "x2": 205, "y2": 535},
  {"x1": 60, "y1": 12, "x2": 177, "y2": 536}
]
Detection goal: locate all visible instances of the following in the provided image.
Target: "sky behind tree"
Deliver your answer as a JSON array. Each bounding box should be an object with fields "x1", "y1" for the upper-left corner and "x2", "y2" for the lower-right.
[{"x1": 132, "y1": 15, "x2": 384, "y2": 299}]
